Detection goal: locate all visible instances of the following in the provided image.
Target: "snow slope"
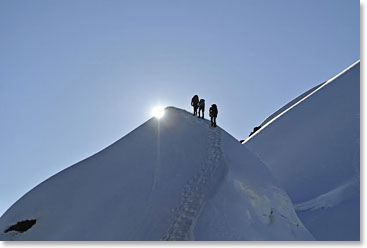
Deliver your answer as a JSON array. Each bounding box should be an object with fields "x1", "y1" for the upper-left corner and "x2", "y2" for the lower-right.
[
  {"x1": 259, "y1": 82, "x2": 324, "y2": 127},
  {"x1": 244, "y1": 61, "x2": 360, "y2": 241},
  {"x1": 0, "y1": 107, "x2": 313, "y2": 241}
]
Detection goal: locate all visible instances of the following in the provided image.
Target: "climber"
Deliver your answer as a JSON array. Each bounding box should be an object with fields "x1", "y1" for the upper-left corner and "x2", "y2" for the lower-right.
[
  {"x1": 198, "y1": 99, "x2": 205, "y2": 119},
  {"x1": 209, "y1": 104, "x2": 218, "y2": 127},
  {"x1": 191, "y1": 95, "x2": 199, "y2": 116}
]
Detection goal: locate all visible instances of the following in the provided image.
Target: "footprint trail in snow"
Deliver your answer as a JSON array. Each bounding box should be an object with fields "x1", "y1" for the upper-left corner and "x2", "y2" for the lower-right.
[{"x1": 162, "y1": 119, "x2": 223, "y2": 241}]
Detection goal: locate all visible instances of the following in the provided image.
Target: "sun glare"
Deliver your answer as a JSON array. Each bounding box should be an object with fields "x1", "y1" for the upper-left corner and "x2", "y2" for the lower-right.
[{"x1": 152, "y1": 106, "x2": 165, "y2": 119}]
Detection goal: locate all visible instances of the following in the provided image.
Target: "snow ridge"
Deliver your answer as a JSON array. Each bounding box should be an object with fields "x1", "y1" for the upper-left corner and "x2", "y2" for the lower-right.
[
  {"x1": 294, "y1": 178, "x2": 360, "y2": 212},
  {"x1": 243, "y1": 59, "x2": 360, "y2": 144},
  {"x1": 162, "y1": 122, "x2": 223, "y2": 241}
]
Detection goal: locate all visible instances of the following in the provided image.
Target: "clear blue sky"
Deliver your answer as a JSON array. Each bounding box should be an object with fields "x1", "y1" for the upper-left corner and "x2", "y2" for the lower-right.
[{"x1": 0, "y1": 0, "x2": 359, "y2": 215}]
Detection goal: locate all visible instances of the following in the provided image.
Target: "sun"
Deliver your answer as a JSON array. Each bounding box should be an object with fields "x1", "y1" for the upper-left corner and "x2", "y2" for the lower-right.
[{"x1": 152, "y1": 106, "x2": 165, "y2": 119}]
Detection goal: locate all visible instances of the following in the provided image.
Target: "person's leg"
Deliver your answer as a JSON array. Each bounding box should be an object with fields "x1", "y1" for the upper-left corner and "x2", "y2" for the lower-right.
[
  {"x1": 210, "y1": 116, "x2": 213, "y2": 126},
  {"x1": 194, "y1": 107, "x2": 197, "y2": 116},
  {"x1": 214, "y1": 117, "x2": 217, "y2": 127},
  {"x1": 202, "y1": 107, "x2": 205, "y2": 119}
]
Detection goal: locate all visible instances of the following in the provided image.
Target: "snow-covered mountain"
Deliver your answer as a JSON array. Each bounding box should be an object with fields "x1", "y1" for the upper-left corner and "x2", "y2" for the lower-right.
[
  {"x1": 0, "y1": 61, "x2": 359, "y2": 241},
  {"x1": 243, "y1": 61, "x2": 360, "y2": 241},
  {"x1": 0, "y1": 107, "x2": 312, "y2": 241}
]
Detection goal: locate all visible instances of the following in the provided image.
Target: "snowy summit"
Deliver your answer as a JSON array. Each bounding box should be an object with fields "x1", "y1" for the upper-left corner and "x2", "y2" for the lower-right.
[{"x1": 0, "y1": 61, "x2": 360, "y2": 241}]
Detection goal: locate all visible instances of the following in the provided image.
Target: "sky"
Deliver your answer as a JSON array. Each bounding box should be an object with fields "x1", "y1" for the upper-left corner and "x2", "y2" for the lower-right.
[{"x1": 0, "y1": 0, "x2": 359, "y2": 216}]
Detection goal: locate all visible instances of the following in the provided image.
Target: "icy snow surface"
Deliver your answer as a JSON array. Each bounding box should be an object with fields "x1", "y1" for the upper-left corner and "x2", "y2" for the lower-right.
[
  {"x1": 244, "y1": 61, "x2": 360, "y2": 241},
  {"x1": 0, "y1": 108, "x2": 313, "y2": 241}
]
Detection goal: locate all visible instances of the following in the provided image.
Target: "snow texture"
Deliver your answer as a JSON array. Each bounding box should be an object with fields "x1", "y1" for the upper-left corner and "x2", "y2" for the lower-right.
[
  {"x1": 0, "y1": 108, "x2": 312, "y2": 241},
  {"x1": 244, "y1": 61, "x2": 360, "y2": 241},
  {"x1": 0, "y1": 61, "x2": 359, "y2": 241}
]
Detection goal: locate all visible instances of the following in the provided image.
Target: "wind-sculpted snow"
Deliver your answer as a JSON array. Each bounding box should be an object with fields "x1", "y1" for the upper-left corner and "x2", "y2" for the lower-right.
[
  {"x1": 162, "y1": 124, "x2": 223, "y2": 240},
  {"x1": 294, "y1": 178, "x2": 359, "y2": 212},
  {"x1": 194, "y1": 131, "x2": 312, "y2": 240},
  {"x1": 244, "y1": 61, "x2": 360, "y2": 241},
  {"x1": 0, "y1": 107, "x2": 313, "y2": 241}
]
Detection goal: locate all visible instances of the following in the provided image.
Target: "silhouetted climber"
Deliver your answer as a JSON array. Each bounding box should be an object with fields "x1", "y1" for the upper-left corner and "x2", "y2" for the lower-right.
[
  {"x1": 191, "y1": 95, "x2": 199, "y2": 116},
  {"x1": 209, "y1": 104, "x2": 218, "y2": 127},
  {"x1": 198, "y1": 99, "x2": 205, "y2": 119},
  {"x1": 249, "y1": 126, "x2": 261, "y2": 137}
]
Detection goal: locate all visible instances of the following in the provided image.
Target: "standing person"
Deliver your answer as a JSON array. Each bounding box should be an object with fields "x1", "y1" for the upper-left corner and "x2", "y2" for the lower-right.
[
  {"x1": 198, "y1": 99, "x2": 205, "y2": 119},
  {"x1": 209, "y1": 104, "x2": 218, "y2": 127},
  {"x1": 191, "y1": 95, "x2": 199, "y2": 116}
]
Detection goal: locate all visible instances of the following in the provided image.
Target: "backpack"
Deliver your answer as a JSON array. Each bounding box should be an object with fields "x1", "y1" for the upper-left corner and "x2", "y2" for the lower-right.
[
  {"x1": 199, "y1": 99, "x2": 205, "y2": 107},
  {"x1": 191, "y1": 95, "x2": 199, "y2": 105},
  {"x1": 211, "y1": 104, "x2": 218, "y2": 116}
]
